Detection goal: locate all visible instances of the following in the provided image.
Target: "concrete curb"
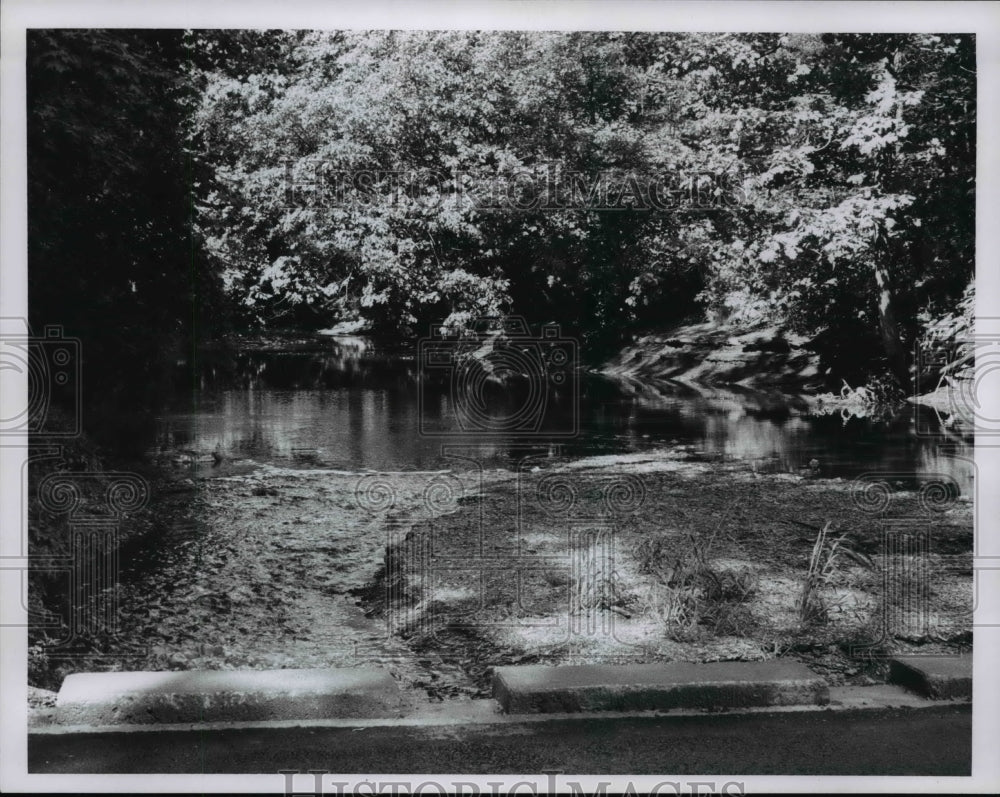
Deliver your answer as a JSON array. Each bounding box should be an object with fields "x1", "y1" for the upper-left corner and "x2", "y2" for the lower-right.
[
  {"x1": 54, "y1": 667, "x2": 401, "y2": 725},
  {"x1": 492, "y1": 660, "x2": 829, "y2": 714},
  {"x1": 41, "y1": 656, "x2": 972, "y2": 729},
  {"x1": 888, "y1": 655, "x2": 972, "y2": 700}
]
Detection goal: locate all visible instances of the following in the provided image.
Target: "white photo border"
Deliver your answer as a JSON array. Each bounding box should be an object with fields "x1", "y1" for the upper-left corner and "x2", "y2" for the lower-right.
[{"x1": 2, "y1": 1, "x2": 998, "y2": 793}]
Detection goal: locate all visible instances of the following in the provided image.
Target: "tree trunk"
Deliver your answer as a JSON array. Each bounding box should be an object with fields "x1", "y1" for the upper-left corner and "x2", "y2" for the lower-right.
[
  {"x1": 873, "y1": 260, "x2": 911, "y2": 392},
  {"x1": 872, "y1": 50, "x2": 913, "y2": 393}
]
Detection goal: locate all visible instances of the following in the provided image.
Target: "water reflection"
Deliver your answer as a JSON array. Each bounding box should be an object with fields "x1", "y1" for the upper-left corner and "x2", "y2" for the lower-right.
[{"x1": 152, "y1": 334, "x2": 974, "y2": 496}]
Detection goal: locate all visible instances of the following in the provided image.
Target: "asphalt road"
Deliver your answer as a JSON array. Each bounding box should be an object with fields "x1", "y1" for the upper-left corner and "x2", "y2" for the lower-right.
[{"x1": 29, "y1": 704, "x2": 971, "y2": 776}]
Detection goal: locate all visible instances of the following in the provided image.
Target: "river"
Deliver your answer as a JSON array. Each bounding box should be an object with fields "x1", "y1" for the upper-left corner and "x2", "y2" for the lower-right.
[{"x1": 149, "y1": 332, "x2": 973, "y2": 495}]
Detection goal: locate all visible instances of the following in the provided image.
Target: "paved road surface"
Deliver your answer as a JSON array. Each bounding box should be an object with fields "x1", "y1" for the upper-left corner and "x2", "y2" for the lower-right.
[{"x1": 30, "y1": 704, "x2": 971, "y2": 776}]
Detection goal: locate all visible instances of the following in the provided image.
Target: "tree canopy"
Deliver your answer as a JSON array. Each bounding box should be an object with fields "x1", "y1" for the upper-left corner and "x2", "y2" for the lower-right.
[{"x1": 29, "y1": 30, "x2": 976, "y2": 394}]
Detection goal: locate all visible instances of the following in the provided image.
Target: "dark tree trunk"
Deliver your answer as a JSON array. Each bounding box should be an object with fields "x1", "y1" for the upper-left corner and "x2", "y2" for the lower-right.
[{"x1": 873, "y1": 260, "x2": 912, "y2": 392}]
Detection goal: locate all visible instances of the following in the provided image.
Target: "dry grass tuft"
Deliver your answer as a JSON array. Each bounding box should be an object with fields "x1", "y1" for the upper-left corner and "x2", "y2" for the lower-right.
[
  {"x1": 633, "y1": 527, "x2": 759, "y2": 640},
  {"x1": 798, "y1": 521, "x2": 873, "y2": 627}
]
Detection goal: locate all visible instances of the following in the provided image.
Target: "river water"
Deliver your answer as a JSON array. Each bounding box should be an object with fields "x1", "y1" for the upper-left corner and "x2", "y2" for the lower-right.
[{"x1": 149, "y1": 333, "x2": 974, "y2": 496}]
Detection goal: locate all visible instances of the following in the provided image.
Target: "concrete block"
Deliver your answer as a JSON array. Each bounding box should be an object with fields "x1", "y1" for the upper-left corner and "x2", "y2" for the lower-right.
[
  {"x1": 55, "y1": 668, "x2": 400, "y2": 726},
  {"x1": 493, "y1": 660, "x2": 828, "y2": 714},
  {"x1": 888, "y1": 656, "x2": 972, "y2": 700}
]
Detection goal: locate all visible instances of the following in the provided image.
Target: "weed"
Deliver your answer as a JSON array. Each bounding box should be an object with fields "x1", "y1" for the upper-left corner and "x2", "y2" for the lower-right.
[
  {"x1": 706, "y1": 601, "x2": 757, "y2": 636},
  {"x1": 798, "y1": 521, "x2": 871, "y2": 627},
  {"x1": 633, "y1": 528, "x2": 758, "y2": 640},
  {"x1": 572, "y1": 535, "x2": 633, "y2": 619}
]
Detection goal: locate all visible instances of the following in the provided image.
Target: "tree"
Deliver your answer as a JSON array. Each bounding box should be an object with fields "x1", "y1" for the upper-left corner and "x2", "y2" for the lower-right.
[
  {"x1": 693, "y1": 33, "x2": 974, "y2": 388},
  {"x1": 28, "y1": 29, "x2": 209, "y2": 424},
  {"x1": 191, "y1": 31, "x2": 975, "y2": 384},
  {"x1": 193, "y1": 31, "x2": 704, "y2": 349}
]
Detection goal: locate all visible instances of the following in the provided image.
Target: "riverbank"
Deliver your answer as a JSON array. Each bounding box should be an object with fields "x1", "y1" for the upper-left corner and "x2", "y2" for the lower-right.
[
  {"x1": 27, "y1": 416, "x2": 167, "y2": 693},
  {"x1": 365, "y1": 451, "x2": 972, "y2": 697},
  {"x1": 602, "y1": 321, "x2": 975, "y2": 432},
  {"x1": 602, "y1": 321, "x2": 824, "y2": 392},
  {"x1": 30, "y1": 445, "x2": 970, "y2": 706},
  {"x1": 30, "y1": 464, "x2": 505, "y2": 702}
]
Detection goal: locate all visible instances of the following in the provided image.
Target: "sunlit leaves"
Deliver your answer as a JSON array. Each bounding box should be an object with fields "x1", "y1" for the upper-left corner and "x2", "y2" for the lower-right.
[{"x1": 190, "y1": 30, "x2": 973, "y2": 378}]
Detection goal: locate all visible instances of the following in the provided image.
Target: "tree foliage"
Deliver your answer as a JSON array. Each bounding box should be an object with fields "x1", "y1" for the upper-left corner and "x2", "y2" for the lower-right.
[
  {"x1": 693, "y1": 33, "x2": 974, "y2": 386},
  {"x1": 30, "y1": 31, "x2": 974, "y2": 392}
]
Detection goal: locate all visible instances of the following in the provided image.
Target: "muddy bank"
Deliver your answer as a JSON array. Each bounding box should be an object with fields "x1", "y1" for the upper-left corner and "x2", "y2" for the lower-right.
[
  {"x1": 27, "y1": 424, "x2": 168, "y2": 691},
  {"x1": 368, "y1": 451, "x2": 973, "y2": 696},
  {"x1": 32, "y1": 462, "x2": 514, "y2": 703},
  {"x1": 30, "y1": 445, "x2": 972, "y2": 706}
]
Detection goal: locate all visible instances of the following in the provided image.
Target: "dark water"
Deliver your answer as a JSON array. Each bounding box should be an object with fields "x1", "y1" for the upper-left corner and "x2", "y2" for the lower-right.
[{"x1": 150, "y1": 333, "x2": 974, "y2": 497}]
